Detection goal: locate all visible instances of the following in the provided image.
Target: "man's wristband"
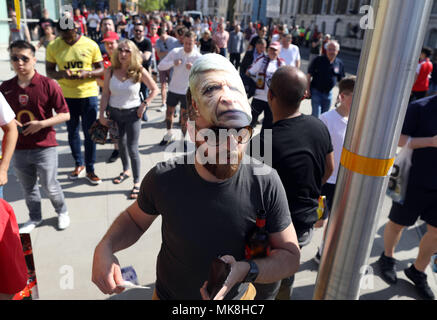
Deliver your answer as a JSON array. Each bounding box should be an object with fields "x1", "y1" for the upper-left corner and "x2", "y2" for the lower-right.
[{"x1": 242, "y1": 260, "x2": 259, "y2": 283}]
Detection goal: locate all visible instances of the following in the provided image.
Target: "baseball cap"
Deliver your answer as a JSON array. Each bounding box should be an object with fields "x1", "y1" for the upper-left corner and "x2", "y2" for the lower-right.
[
  {"x1": 269, "y1": 41, "x2": 281, "y2": 51},
  {"x1": 102, "y1": 31, "x2": 119, "y2": 42}
]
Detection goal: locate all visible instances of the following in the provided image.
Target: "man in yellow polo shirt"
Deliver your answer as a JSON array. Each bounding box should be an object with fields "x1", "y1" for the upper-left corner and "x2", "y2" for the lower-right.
[{"x1": 46, "y1": 19, "x2": 104, "y2": 185}]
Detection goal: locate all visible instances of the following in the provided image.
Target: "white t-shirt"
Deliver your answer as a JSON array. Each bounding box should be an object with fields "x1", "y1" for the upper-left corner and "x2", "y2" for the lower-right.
[
  {"x1": 248, "y1": 58, "x2": 282, "y2": 102},
  {"x1": 279, "y1": 44, "x2": 301, "y2": 67},
  {"x1": 319, "y1": 109, "x2": 348, "y2": 184},
  {"x1": 87, "y1": 13, "x2": 100, "y2": 29},
  {"x1": 158, "y1": 47, "x2": 202, "y2": 95},
  {"x1": 0, "y1": 92, "x2": 15, "y2": 126}
]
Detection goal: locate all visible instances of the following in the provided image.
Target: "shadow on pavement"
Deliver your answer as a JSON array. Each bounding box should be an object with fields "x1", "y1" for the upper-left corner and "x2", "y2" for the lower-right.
[{"x1": 360, "y1": 278, "x2": 421, "y2": 300}]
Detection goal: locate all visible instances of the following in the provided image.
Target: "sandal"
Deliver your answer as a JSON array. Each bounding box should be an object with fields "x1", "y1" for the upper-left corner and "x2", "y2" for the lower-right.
[
  {"x1": 129, "y1": 186, "x2": 140, "y2": 199},
  {"x1": 113, "y1": 172, "x2": 130, "y2": 184}
]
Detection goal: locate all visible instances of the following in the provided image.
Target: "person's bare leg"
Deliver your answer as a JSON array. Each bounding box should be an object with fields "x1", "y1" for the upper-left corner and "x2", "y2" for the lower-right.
[
  {"x1": 383, "y1": 220, "x2": 405, "y2": 258},
  {"x1": 180, "y1": 108, "x2": 188, "y2": 138},
  {"x1": 414, "y1": 224, "x2": 437, "y2": 272},
  {"x1": 161, "y1": 82, "x2": 167, "y2": 106},
  {"x1": 166, "y1": 105, "x2": 176, "y2": 130}
]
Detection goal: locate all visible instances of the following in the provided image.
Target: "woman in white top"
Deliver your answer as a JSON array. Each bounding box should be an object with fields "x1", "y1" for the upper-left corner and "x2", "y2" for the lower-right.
[{"x1": 99, "y1": 39, "x2": 158, "y2": 199}]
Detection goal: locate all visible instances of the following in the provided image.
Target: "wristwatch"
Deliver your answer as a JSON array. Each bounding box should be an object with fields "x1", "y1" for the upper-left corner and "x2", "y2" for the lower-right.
[
  {"x1": 87, "y1": 71, "x2": 92, "y2": 78},
  {"x1": 242, "y1": 260, "x2": 259, "y2": 283}
]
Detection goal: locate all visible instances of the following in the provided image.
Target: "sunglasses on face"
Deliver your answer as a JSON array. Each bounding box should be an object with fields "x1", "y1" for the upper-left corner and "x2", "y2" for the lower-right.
[
  {"x1": 134, "y1": 29, "x2": 142, "y2": 32},
  {"x1": 118, "y1": 48, "x2": 131, "y2": 53},
  {"x1": 11, "y1": 55, "x2": 30, "y2": 63},
  {"x1": 197, "y1": 125, "x2": 253, "y2": 146}
]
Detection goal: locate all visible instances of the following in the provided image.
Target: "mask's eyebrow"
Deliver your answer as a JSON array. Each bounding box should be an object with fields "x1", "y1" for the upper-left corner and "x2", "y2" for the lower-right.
[
  {"x1": 200, "y1": 79, "x2": 244, "y2": 96},
  {"x1": 200, "y1": 82, "x2": 222, "y2": 95}
]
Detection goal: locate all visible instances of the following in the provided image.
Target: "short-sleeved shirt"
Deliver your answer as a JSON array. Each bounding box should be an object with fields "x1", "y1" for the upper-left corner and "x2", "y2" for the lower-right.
[
  {"x1": 271, "y1": 115, "x2": 333, "y2": 233},
  {"x1": 212, "y1": 30, "x2": 229, "y2": 49},
  {"x1": 131, "y1": 37, "x2": 153, "y2": 69},
  {"x1": 320, "y1": 109, "x2": 348, "y2": 184},
  {"x1": 279, "y1": 45, "x2": 301, "y2": 67},
  {"x1": 0, "y1": 92, "x2": 16, "y2": 154},
  {"x1": 308, "y1": 55, "x2": 345, "y2": 94},
  {"x1": 401, "y1": 95, "x2": 437, "y2": 190},
  {"x1": 0, "y1": 72, "x2": 69, "y2": 149},
  {"x1": 38, "y1": 18, "x2": 55, "y2": 37},
  {"x1": 0, "y1": 92, "x2": 16, "y2": 127},
  {"x1": 0, "y1": 199, "x2": 28, "y2": 295},
  {"x1": 412, "y1": 58, "x2": 433, "y2": 92},
  {"x1": 46, "y1": 36, "x2": 103, "y2": 98},
  {"x1": 137, "y1": 154, "x2": 292, "y2": 300},
  {"x1": 9, "y1": 23, "x2": 28, "y2": 42},
  {"x1": 156, "y1": 36, "x2": 180, "y2": 56}
]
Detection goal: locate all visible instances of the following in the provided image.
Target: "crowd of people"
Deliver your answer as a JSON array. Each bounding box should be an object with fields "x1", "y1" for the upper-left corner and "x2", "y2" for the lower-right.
[{"x1": 1, "y1": 7, "x2": 436, "y2": 301}]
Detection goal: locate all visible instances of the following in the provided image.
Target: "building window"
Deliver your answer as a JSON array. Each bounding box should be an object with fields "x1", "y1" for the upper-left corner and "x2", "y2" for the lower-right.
[
  {"x1": 314, "y1": 0, "x2": 323, "y2": 14},
  {"x1": 349, "y1": 0, "x2": 360, "y2": 14},
  {"x1": 308, "y1": 0, "x2": 314, "y2": 14},
  {"x1": 335, "y1": 0, "x2": 349, "y2": 14},
  {"x1": 326, "y1": 0, "x2": 333, "y2": 14}
]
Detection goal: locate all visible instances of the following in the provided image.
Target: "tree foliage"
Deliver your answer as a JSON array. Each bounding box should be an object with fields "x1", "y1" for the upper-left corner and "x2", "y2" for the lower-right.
[{"x1": 138, "y1": 0, "x2": 168, "y2": 12}]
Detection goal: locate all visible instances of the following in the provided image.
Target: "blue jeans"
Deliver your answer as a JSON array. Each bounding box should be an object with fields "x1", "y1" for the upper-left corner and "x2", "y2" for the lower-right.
[
  {"x1": 13, "y1": 147, "x2": 67, "y2": 221},
  {"x1": 311, "y1": 88, "x2": 333, "y2": 118},
  {"x1": 65, "y1": 97, "x2": 98, "y2": 173},
  {"x1": 219, "y1": 48, "x2": 227, "y2": 57}
]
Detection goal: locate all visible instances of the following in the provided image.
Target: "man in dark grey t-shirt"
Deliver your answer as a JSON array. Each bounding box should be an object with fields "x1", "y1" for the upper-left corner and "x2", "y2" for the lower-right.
[{"x1": 91, "y1": 54, "x2": 300, "y2": 300}]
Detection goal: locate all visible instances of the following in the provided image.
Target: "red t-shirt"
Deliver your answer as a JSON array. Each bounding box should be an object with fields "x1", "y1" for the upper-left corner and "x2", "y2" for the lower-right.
[
  {"x1": 148, "y1": 34, "x2": 160, "y2": 61},
  {"x1": 100, "y1": 53, "x2": 112, "y2": 80},
  {"x1": 74, "y1": 15, "x2": 86, "y2": 34},
  {"x1": 412, "y1": 58, "x2": 433, "y2": 92},
  {"x1": 0, "y1": 199, "x2": 28, "y2": 295},
  {"x1": 0, "y1": 72, "x2": 69, "y2": 150}
]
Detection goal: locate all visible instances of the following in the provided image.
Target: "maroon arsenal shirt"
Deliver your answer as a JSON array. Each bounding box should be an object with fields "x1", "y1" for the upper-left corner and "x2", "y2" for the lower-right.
[{"x1": 0, "y1": 71, "x2": 69, "y2": 150}]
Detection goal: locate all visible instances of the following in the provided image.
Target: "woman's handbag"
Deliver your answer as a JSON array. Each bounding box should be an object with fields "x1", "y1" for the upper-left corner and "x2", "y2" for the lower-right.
[
  {"x1": 386, "y1": 138, "x2": 413, "y2": 204},
  {"x1": 89, "y1": 120, "x2": 109, "y2": 145}
]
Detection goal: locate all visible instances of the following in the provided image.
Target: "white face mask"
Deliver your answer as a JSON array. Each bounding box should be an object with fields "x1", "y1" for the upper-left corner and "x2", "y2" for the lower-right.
[
  {"x1": 192, "y1": 70, "x2": 252, "y2": 128},
  {"x1": 189, "y1": 54, "x2": 252, "y2": 128}
]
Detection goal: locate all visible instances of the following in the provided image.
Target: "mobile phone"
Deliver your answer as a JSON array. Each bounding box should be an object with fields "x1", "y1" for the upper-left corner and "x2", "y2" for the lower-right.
[
  {"x1": 206, "y1": 257, "x2": 231, "y2": 299},
  {"x1": 17, "y1": 125, "x2": 28, "y2": 134}
]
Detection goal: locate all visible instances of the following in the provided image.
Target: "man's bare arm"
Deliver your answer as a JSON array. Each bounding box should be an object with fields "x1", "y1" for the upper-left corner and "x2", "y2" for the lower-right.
[{"x1": 322, "y1": 152, "x2": 335, "y2": 185}]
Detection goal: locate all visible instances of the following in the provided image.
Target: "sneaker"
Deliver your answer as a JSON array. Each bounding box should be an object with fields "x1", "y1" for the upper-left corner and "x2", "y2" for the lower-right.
[
  {"x1": 404, "y1": 264, "x2": 435, "y2": 300},
  {"x1": 107, "y1": 150, "x2": 119, "y2": 163},
  {"x1": 58, "y1": 212, "x2": 70, "y2": 230},
  {"x1": 159, "y1": 132, "x2": 175, "y2": 146},
  {"x1": 158, "y1": 104, "x2": 166, "y2": 112},
  {"x1": 86, "y1": 172, "x2": 102, "y2": 185},
  {"x1": 19, "y1": 219, "x2": 42, "y2": 234},
  {"x1": 69, "y1": 165, "x2": 85, "y2": 180},
  {"x1": 377, "y1": 252, "x2": 398, "y2": 284}
]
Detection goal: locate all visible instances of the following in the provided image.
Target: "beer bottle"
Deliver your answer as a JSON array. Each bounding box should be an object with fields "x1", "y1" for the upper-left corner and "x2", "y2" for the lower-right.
[{"x1": 245, "y1": 210, "x2": 271, "y2": 259}]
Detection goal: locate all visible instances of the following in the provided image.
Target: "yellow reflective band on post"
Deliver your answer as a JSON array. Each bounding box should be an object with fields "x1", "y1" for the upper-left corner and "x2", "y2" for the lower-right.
[
  {"x1": 14, "y1": 0, "x2": 21, "y2": 30},
  {"x1": 340, "y1": 147, "x2": 395, "y2": 177}
]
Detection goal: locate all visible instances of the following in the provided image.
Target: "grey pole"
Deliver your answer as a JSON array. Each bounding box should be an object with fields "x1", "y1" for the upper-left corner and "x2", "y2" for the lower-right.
[{"x1": 313, "y1": 0, "x2": 433, "y2": 300}]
